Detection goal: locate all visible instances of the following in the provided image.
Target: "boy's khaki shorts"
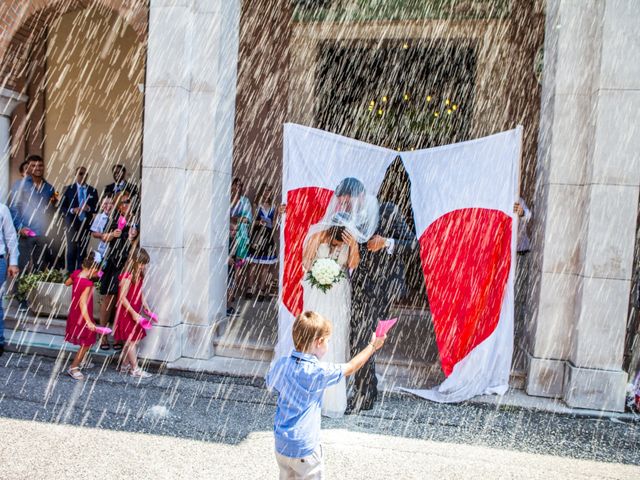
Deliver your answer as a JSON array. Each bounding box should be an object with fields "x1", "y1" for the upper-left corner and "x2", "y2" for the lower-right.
[{"x1": 275, "y1": 445, "x2": 324, "y2": 480}]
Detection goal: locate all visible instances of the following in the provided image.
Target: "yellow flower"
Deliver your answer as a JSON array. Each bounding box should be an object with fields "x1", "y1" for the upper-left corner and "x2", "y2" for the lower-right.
[
  {"x1": 382, "y1": 96, "x2": 388, "y2": 102},
  {"x1": 426, "y1": 95, "x2": 432, "y2": 102}
]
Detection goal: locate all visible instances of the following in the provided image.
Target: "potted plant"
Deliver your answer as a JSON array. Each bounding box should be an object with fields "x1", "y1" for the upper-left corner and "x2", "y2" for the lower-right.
[
  {"x1": 18, "y1": 270, "x2": 103, "y2": 320},
  {"x1": 18, "y1": 269, "x2": 69, "y2": 318}
]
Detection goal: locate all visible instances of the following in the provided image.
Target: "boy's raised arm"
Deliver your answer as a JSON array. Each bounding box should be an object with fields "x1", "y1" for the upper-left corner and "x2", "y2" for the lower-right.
[{"x1": 344, "y1": 333, "x2": 385, "y2": 377}]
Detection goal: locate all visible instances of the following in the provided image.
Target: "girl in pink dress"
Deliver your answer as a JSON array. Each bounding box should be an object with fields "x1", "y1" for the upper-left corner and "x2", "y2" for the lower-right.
[
  {"x1": 64, "y1": 256, "x2": 99, "y2": 380},
  {"x1": 114, "y1": 248, "x2": 152, "y2": 378}
]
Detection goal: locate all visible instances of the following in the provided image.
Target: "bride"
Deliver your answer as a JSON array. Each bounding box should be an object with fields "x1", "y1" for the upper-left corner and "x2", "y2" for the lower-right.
[{"x1": 301, "y1": 177, "x2": 378, "y2": 417}]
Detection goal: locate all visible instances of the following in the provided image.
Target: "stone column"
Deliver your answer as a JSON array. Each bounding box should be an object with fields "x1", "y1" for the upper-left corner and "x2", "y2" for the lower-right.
[
  {"x1": 0, "y1": 88, "x2": 28, "y2": 202},
  {"x1": 181, "y1": 0, "x2": 240, "y2": 359},
  {"x1": 527, "y1": 0, "x2": 638, "y2": 411},
  {"x1": 563, "y1": 0, "x2": 639, "y2": 411},
  {"x1": 140, "y1": 0, "x2": 240, "y2": 362}
]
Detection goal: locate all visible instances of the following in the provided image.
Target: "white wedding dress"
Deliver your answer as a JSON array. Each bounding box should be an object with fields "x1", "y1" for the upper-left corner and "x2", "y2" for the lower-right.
[{"x1": 302, "y1": 242, "x2": 350, "y2": 418}]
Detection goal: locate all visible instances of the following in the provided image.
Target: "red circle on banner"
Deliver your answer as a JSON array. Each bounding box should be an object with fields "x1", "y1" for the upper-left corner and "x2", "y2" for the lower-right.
[
  {"x1": 419, "y1": 208, "x2": 512, "y2": 377},
  {"x1": 283, "y1": 187, "x2": 334, "y2": 316}
]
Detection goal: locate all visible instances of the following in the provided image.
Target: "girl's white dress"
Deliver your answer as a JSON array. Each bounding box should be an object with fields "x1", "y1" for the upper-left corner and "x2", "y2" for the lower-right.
[{"x1": 302, "y1": 242, "x2": 350, "y2": 418}]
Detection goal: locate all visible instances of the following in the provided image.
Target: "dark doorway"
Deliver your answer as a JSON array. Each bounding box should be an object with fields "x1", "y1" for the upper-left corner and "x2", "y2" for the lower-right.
[{"x1": 314, "y1": 38, "x2": 477, "y2": 150}]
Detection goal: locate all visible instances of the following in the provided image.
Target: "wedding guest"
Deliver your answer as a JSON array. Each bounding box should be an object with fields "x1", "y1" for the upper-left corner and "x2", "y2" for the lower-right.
[
  {"x1": 114, "y1": 247, "x2": 153, "y2": 378},
  {"x1": 266, "y1": 311, "x2": 386, "y2": 479},
  {"x1": 230, "y1": 177, "x2": 252, "y2": 260},
  {"x1": 18, "y1": 160, "x2": 30, "y2": 178},
  {"x1": 90, "y1": 194, "x2": 115, "y2": 263},
  {"x1": 0, "y1": 202, "x2": 20, "y2": 357},
  {"x1": 59, "y1": 167, "x2": 99, "y2": 272},
  {"x1": 514, "y1": 197, "x2": 531, "y2": 254},
  {"x1": 8, "y1": 155, "x2": 56, "y2": 293},
  {"x1": 514, "y1": 197, "x2": 533, "y2": 345},
  {"x1": 97, "y1": 190, "x2": 139, "y2": 350},
  {"x1": 246, "y1": 183, "x2": 278, "y2": 301},
  {"x1": 64, "y1": 255, "x2": 99, "y2": 380},
  {"x1": 103, "y1": 164, "x2": 139, "y2": 203},
  {"x1": 229, "y1": 177, "x2": 252, "y2": 300},
  {"x1": 227, "y1": 218, "x2": 240, "y2": 317}
]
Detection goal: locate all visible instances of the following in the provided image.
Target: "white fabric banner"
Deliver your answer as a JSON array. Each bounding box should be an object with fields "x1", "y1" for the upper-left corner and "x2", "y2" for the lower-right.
[
  {"x1": 400, "y1": 127, "x2": 522, "y2": 402},
  {"x1": 275, "y1": 124, "x2": 395, "y2": 359}
]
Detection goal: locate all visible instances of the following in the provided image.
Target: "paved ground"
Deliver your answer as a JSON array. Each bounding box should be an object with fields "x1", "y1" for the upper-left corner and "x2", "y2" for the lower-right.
[{"x1": 0, "y1": 352, "x2": 639, "y2": 479}]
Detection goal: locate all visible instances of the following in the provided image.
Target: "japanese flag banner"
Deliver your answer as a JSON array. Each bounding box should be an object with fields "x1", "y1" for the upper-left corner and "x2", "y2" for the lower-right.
[
  {"x1": 400, "y1": 127, "x2": 522, "y2": 402},
  {"x1": 275, "y1": 124, "x2": 395, "y2": 359}
]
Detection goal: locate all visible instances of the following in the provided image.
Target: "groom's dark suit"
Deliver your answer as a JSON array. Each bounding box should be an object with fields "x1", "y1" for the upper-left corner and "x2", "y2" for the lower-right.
[{"x1": 349, "y1": 203, "x2": 416, "y2": 411}]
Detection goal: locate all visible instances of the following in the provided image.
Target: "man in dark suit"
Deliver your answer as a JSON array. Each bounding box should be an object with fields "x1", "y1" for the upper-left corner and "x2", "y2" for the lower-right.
[
  {"x1": 104, "y1": 164, "x2": 138, "y2": 199},
  {"x1": 59, "y1": 166, "x2": 98, "y2": 271},
  {"x1": 347, "y1": 201, "x2": 417, "y2": 413}
]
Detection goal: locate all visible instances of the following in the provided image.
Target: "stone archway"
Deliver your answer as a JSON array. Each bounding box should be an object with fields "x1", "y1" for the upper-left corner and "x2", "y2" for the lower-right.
[{"x1": 0, "y1": 0, "x2": 148, "y2": 191}]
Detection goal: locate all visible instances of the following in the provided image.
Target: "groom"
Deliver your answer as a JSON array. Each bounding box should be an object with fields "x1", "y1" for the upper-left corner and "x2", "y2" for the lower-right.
[{"x1": 347, "y1": 201, "x2": 416, "y2": 413}]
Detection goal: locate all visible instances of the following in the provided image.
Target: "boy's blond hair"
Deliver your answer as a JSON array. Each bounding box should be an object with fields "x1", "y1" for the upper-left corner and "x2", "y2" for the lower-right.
[{"x1": 292, "y1": 311, "x2": 332, "y2": 352}]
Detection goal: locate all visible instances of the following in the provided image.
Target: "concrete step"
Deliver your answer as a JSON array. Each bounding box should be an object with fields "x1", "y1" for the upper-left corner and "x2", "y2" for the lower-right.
[{"x1": 4, "y1": 308, "x2": 68, "y2": 337}]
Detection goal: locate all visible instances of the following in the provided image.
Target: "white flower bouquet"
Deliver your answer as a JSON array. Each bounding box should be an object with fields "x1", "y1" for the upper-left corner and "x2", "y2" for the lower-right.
[{"x1": 306, "y1": 258, "x2": 345, "y2": 293}]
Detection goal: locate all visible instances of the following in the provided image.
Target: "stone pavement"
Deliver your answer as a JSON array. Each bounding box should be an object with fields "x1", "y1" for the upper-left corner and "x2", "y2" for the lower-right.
[{"x1": 0, "y1": 353, "x2": 638, "y2": 479}]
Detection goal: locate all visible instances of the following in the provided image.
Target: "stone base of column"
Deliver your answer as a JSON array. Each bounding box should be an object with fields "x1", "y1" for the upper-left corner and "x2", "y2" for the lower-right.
[
  {"x1": 181, "y1": 323, "x2": 217, "y2": 360},
  {"x1": 139, "y1": 325, "x2": 182, "y2": 362},
  {"x1": 563, "y1": 363, "x2": 627, "y2": 412},
  {"x1": 525, "y1": 354, "x2": 565, "y2": 398}
]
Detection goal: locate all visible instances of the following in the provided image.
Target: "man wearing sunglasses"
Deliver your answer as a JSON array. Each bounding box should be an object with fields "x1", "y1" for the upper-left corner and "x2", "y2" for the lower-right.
[{"x1": 59, "y1": 167, "x2": 99, "y2": 271}]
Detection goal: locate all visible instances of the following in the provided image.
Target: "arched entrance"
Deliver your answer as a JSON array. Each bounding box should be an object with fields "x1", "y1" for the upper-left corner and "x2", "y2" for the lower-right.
[
  {"x1": 0, "y1": 0, "x2": 149, "y2": 351},
  {"x1": 1, "y1": 0, "x2": 148, "y2": 199}
]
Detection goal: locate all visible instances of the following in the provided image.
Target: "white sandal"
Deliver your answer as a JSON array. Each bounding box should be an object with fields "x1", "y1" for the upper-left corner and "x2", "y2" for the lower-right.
[
  {"x1": 130, "y1": 368, "x2": 152, "y2": 379},
  {"x1": 67, "y1": 367, "x2": 84, "y2": 380}
]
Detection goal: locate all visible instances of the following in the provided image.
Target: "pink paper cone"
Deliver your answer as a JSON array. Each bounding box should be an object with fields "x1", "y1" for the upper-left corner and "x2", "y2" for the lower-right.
[
  {"x1": 95, "y1": 326, "x2": 112, "y2": 335},
  {"x1": 375, "y1": 318, "x2": 398, "y2": 338},
  {"x1": 139, "y1": 318, "x2": 153, "y2": 330}
]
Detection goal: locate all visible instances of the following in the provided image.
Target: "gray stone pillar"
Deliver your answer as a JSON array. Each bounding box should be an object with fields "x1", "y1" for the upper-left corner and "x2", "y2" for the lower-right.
[
  {"x1": 0, "y1": 88, "x2": 28, "y2": 202},
  {"x1": 527, "y1": 0, "x2": 638, "y2": 411},
  {"x1": 140, "y1": 0, "x2": 240, "y2": 362}
]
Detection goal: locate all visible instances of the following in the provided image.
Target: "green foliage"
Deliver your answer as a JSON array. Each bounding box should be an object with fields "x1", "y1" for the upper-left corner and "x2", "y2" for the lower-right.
[
  {"x1": 16, "y1": 269, "x2": 67, "y2": 302},
  {"x1": 293, "y1": 0, "x2": 511, "y2": 23}
]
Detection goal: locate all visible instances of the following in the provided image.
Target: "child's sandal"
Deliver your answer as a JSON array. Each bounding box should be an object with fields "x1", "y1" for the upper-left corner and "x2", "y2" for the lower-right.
[
  {"x1": 130, "y1": 368, "x2": 152, "y2": 379},
  {"x1": 67, "y1": 367, "x2": 84, "y2": 381}
]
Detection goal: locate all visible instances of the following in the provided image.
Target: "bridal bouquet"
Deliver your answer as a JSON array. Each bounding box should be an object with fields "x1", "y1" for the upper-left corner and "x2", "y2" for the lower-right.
[{"x1": 306, "y1": 258, "x2": 345, "y2": 293}]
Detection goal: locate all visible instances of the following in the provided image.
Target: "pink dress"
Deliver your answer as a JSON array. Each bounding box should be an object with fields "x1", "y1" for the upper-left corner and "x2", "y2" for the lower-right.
[
  {"x1": 114, "y1": 272, "x2": 146, "y2": 343},
  {"x1": 65, "y1": 270, "x2": 96, "y2": 347}
]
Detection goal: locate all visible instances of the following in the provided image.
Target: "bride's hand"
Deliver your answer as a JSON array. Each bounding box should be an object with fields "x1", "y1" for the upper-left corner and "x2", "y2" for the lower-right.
[{"x1": 343, "y1": 230, "x2": 357, "y2": 248}]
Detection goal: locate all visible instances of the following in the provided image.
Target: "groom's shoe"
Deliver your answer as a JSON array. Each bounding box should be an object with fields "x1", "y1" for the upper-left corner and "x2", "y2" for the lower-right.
[
  {"x1": 345, "y1": 397, "x2": 359, "y2": 415},
  {"x1": 359, "y1": 398, "x2": 376, "y2": 411}
]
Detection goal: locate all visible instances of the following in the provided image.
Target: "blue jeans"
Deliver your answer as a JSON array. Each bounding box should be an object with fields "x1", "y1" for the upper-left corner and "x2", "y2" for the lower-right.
[{"x1": 0, "y1": 257, "x2": 6, "y2": 346}]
